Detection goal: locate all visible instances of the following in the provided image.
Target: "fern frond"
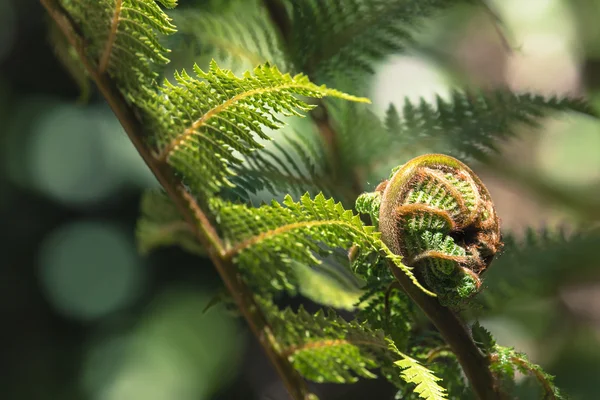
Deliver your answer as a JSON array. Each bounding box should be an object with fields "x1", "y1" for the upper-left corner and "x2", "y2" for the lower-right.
[
  {"x1": 229, "y1": 127, "x2": 336, "y2": 200},
  {"x1": 387, "y1": 89, "x2": 596, "y2": 162},
  {"x1": 136, "y1": 190, "x2": 205, "y2": 255},
  {"x1": 216, "y1": 192, "x2": 433, "y2": 296},
  {"x1": 171, "y1": 3, "x2": 288, "y2": 72},
  {"x1": 260, "y1": 297, "x2": 446, "y2": 399},
  {"x1": 395, "y1": 353, "x2": 448, "y2": 400},
  {"x1": 479, "y1": 227, "x2": 600, "y2": 311},
  {"x1": 492, "y1": 346, "x2": 564, "y2": 399},
  {"x1": 288, "y1": 0, "x2": 473, "y2": 79},
  {"x1": 59, "y1": 0, "x2": 177, "y2": 93},
  {"x1": 141, "y1": 61, "x2": 368, "y2": 203}
]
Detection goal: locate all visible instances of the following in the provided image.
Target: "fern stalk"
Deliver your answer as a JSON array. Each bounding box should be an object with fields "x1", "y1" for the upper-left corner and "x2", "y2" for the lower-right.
[{"x1": 39, "y1": 1, "x2": 312, "y2": 398}]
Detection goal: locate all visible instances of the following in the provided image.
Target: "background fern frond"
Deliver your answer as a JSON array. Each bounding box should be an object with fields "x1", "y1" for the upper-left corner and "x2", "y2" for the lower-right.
[
  {"x1": 216, "y1": 192, "x2": 431, "y2": 296},
  {"x1": 140, "y1": 61, "x2": 367, "y2": 203},
  {"x1": 170, "y1": 3, "x2": 288, "y2": 73},
  {"x1": 59, "y1": 0, "x2": 177, "y2": 94},
  {"x1": 478, "y1": 227, "x2": 600, "y2": 313},
  {"x1": 228, "y1": 127, "x2": 337, "y2": 200},
  {"x1": 288, "y1": 0, "x2": 473, "y2": 80},
  {"x1": 136, "y1": 190, "x2": 205, "y2": 255},
  {"x1": 386, "y1": 89, "x2": 596, "y2": 162}
]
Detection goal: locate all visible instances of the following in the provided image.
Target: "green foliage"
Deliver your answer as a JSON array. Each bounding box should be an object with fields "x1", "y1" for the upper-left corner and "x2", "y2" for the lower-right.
[
  {"x1": 229, "y1": 128, "x2": 336, "y2": 200},
  {"x1": 59, "y1": 0, "x2": 177, "y2": 94},
  {"x1": 491, "y1": 346, "x2": 564, "y2": 399},
  {"x1": 479, "y1": 227, "x2": 600, "y2": 312},
  {"x1": 47, "y1": 0, "x2": 600, "y2": 398},
  {"x1": 287, "y1": 0, "x2": 473, "y2": 79},
  {"x1": 386, "y1": 89, "x2": 596, "y2": 162},
  {"x1": 216, "y1": 192, "x2": 432, "y2": 296},
  {"x1": 138, "y1": 61, "x2": 367, "y2": 203},
  {"x1": 171, "y1": 2, "x2": 288, "y2": 72},
  {"x1": 260, "y1": 298, "x2": 447, "y2": 399}
]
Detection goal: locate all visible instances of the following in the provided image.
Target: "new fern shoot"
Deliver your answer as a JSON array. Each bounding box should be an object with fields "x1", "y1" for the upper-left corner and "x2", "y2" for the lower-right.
[{"x1": 40, "y1": 0, "x2": 598, "y2": 399}]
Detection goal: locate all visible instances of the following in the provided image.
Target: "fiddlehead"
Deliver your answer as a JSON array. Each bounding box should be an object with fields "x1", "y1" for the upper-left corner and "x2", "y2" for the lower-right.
[{"x1": 357, "y1": 154, "x2": 502, "y2": 307}]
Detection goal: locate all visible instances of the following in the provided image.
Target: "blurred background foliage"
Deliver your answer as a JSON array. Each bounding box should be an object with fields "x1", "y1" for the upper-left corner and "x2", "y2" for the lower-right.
[{"x1": 1, "y1": 0, "x2": 600, "y2": 399}]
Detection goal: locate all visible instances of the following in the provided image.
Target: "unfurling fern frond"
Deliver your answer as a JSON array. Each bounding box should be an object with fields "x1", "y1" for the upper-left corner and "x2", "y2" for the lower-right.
[
  {"x1": 59, "y1": 0, "x2": 177, "y2": 94},
  {"x1": 259, "y1": 298, "x2": 447, "y2": 399},
  {"x1": 288, "y1": 0, "x2": 472, "y2": 79},
  {"x1": 215, "y1": 192, "x2": 433, "y2": 297},
  {"x1": 171, "y1": 4, "x2": 288, "y2": 73},
  {"x1": 140, "y1": 61, "x2": 368, "y2": 203},
  {"x1": 136, "y1": 190, "x2": 205, "y2": 255},
  {"x1": 387, "y1": 89, "x2": 596, "y2": 162}
]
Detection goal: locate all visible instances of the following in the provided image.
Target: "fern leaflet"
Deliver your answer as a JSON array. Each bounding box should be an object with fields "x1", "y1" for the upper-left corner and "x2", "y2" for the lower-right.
[
  {"x1": 387, "y1": 89, "x2": 596, "y2": 162},
  {"x1": 59, "y1": 0, "x2": 177, "y2": 94},
  {"x1": 288, "y1": 0, "x2": 473, "y2": 79},
  {"x1": 215, "y1": 192, "x2": 433, "y2": 296},
  {"x1": 139, "y1": 61, "x2": 367, "y2": 203},
  {"x1": 260, "y1": 298, "x2": 446, "y2": 399}
]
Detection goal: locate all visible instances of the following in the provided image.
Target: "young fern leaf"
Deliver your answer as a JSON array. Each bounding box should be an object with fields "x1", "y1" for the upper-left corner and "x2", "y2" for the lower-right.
[
  {"x1": 58, "y1": 0, "x2": 177, "y2": 94},
  {"x1": 141, "y1": 61, "x2": 368, "y2": 203},
  {"x1": 394, "y1": 353, "x2": 448, "y2": 400},
  {"x1": 259, "y1": 298, "x2": 446, "y2": 399},
  {"x1": 388, "y1": 89, "x2": 596, "y2": 162},
  {"x1": 216, "y1": 192, "x2": 434, "y2": 296},
  {"x1": 288, "y1": 0, "x2": 473, "y2": 79}
]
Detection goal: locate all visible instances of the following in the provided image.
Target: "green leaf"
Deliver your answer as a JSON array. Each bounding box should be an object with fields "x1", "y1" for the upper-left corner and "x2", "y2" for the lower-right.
[
  {"x1": 492, "y1": 346, "x2": 564, "y2": 399},
  {"x1": 471, "y1": 321, "x2": 496, "y2": 354},
  {"x1": 387, "y1": 89, "x2": 596, "y2": 162},
  {"x1": 288, "y1": 0, "x2": 474, "y2": 79},
  {"x1": 140, "y1": 61, "x2": 368, "y2": 203},
  {"x1": 59, "y1": 0, "x2": 177, "y2": 94},
  {"x1": 216, "y1": 192, "x2": 433, "y2": 297},
  {"x1": 170, "y1": 2, "x2": 288, "y2": 72}
]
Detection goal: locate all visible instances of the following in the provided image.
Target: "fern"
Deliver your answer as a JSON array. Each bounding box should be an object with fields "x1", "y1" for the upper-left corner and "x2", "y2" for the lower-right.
[
  {"x1": 216, "y1": 192, "x2": 433, "y2": 296},
  {"x1": 288, "y1": 0, "x2": 473, "y2": 79},
  {"x1": 260, "y1": 298, "x2": 447, "y2": 399},
  {"x1": 171, "y1": 3, "x2": 288, "y2": 72},
  {"x1": 228, "y1": 127, "x2": 336, "y2": 200},
  {"x1": 138, "y1": 61, "x2": 367, "y2": 203},
  {"x1": 58, "y1": 0, "x2": 177, "y2": 94},
  {"x1": 386, "y1": 89, "x2": 596, "y2": 162},
  {"x1": 479, "y1": 227, "x2": 600, "y2": 312}
]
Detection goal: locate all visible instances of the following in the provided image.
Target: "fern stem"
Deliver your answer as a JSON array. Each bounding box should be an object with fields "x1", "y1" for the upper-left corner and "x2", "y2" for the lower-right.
[
  {"x1": 386, "y1": 260, "x2": 504, "y2": 399},
  {"x1": 40, "y1": 1, "x2": 312, "y2": 398}
]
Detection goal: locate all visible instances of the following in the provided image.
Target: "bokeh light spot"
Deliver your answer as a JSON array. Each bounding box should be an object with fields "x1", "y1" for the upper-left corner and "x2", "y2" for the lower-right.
[{"x1": 38, "y1": 221, "x2": 145, "y2": 321}]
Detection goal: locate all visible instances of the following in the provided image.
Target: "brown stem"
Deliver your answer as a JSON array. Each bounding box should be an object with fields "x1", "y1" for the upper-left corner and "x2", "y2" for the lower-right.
[
  {"x1": 39, "y1": 1, "x2": 310, "y2": 398},
  {"x1": 387, "y1": 260, "x2": 504, "y2": 400}
]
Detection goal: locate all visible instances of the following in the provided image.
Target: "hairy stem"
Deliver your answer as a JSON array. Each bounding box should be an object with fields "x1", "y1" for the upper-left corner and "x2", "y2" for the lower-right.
[
  {"x1": 263, "y1": 0, "x2": 364, "y2": 197},
  {"x1": 39, "y1": 1, "x2": 310, "y2": 398},
  {"x1": 387, "y1": 260, "x2": 503, "y2": 399}
]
